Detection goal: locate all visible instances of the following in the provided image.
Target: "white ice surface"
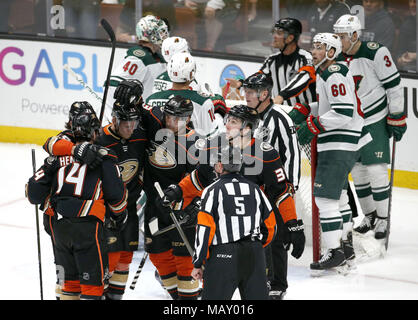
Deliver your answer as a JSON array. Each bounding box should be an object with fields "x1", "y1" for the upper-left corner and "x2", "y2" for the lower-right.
[{"x1": 1, "y1": 143, "x2": 418, "y2": 300}]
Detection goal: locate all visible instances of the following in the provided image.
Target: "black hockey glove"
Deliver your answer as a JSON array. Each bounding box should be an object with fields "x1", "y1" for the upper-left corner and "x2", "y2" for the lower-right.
[
  {"x1": 105, "y1": 210, "x2": 128, "y2": 233},
  {"x1": 155, "y1": 184, "x2": 183, "y2": 225},
  {"x1": 114, "y1": 79, "x2": 144, "y2": 105},
  {"x1": 283, "y1": 219, "x2": 305, "y2": 259},
  {"x1": 73, "y1": 142, "x2": 108, "y2": 169},
  {"x1": 178, "y1": 197, "x2": 201, "y2": 228}
]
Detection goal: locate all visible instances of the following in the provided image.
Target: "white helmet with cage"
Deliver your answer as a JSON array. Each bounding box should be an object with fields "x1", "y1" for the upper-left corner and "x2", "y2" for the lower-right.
[
  {"x1": 312, "y1": 33, "x2": 342, "y2": 67},
  {"x1": 167, "y1": 52, "x2": 196, "y2": 83},
  {"x1": 135, "y1": 15, "x2": 169, "y2": 46},
  {"x1": 161, "y1": 36, "x2": 190, "y2": 63},
  {"x1": 333, "y1": 14, "x2": 362, "y2": 37}
]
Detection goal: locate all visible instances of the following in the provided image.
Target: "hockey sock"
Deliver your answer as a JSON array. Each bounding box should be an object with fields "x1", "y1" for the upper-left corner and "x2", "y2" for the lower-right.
[
  {"x1": 315, "y1": 196, "x2": 343, "y2": 249},
  {"x1": 174, "y1": 255, "x2": 200, "y2": 300},
  {"x1": 352, "y1": 162, "x2": 377, "y2": 215},
  {"x1": 61, "y1": 280, "x2": 81, "y2": 300},
  {"x1": 80, "y1": 284, "x2": 104, "y2": 300},
  {"x1": 149, "y1": 250, "x2": 178, "y2": 299},
  {"x1": 107, "y1": 251, "x2": 133, "y2": 300},
  {"x1": 339, "y1": 189, "x2": 353, "y2": 241}
]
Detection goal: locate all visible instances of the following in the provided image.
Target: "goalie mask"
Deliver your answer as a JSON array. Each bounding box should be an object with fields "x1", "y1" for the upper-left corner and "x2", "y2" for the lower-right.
[
  {"x1": 71, "y1": 109, "x2": 100, "y2": 142},
  {"x1": 167, "y1": 52, "x2": 196, "y2": 83},
  {"x1": 161, "y1": 36, "x2": 189, "y2": 63},
  {"x1": 136, "y1": 15, "x2": 169, "y2": 46},
  {"x1": 312, "y1": 33, "x2": 342, "y2": 68}
]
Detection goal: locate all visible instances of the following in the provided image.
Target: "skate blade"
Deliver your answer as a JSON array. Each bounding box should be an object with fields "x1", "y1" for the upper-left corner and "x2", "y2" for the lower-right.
[{"x1": 310, "y1": 264, "x2": 349, "y2": 277}]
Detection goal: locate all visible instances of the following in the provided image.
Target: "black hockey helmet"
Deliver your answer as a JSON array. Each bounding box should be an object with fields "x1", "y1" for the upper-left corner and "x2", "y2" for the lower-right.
[
  {"x1": 211, "y1": 144, "x2": 243, "y2": 173},
  {"x1": 71, "y1": 108, "x2": 101, "y2": 142},
  {"x1": 226, "y1": 104, "x2": 260, "y2": 134},
  {"x1": 112, "y1": 100, "x2": 142, "y2": 121},
  {"x1": 242, "y1": 73, "x2": 273, "y2": 94},
  {"x1": 164, "y1": 95, "x2": 194, "y2": 117},
  {"x1": 66, "y1": 101, "x2": 95, "y2": 129},
  {"x1": 273, "y1": 17, "x2": 302, "y2": 41}
]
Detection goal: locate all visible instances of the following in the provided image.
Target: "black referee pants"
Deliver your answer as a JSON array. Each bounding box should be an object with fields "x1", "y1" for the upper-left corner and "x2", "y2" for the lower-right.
[{"x1": 202, "y1": 238, "x2": 268, "y2": 300}]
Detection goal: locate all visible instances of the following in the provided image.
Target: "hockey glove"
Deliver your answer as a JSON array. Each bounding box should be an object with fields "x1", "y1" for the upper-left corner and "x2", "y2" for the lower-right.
[
  {"x1": 178, "y1": 197, "x2": 201, "y2": 228},
  {"x1": 296, "y1": 115, "x2": 325, "y2": 145},
  {"x1": 114, "y1": 79, "x2": 144, "y2": 105},
  {"x1": 288, "y1": 103, "x2": 311, "y2": 125},
  {"x1": 283, "y1": 219, "x2": 305, "y2": 259},
  {"x1": 386, "y1": 113, "x2": 407, "y2": 142},
  {"x1": 73, "y1": 143, "x2": 108, "y2": 169},
  {"x1": 105, "y1": 210, "x2": 128, "y2": 233}
]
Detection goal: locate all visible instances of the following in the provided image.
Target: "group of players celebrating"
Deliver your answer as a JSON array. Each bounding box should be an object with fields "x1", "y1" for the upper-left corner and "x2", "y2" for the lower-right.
[{"x1": 26, "y1": 12, "x2": 407, "y2": 300}]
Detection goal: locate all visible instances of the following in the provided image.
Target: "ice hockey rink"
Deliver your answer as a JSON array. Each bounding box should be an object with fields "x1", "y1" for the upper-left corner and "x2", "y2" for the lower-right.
[{"x1": 2, "y1": 142, "x2": 418, "y2": 300}]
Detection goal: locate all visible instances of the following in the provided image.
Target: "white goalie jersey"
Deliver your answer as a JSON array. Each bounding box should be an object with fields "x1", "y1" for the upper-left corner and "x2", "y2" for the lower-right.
[
  {"x1": 336, "y1": 41, "x2": 403, "y2": 126},
  {"x1": 315, "y1": 63, "x2": 365, "y2": 153}
]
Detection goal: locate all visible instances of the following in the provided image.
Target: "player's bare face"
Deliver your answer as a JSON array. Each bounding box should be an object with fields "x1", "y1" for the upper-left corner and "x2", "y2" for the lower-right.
[
  {"x1": 165, "y1": 114, "x2": 188, "y2": 135},
  {"x1": 225, "y1": 116, "x2": 243, "y2": 140},
  {"x1": 336, "y1": 33, "x2": 352, "y2": 53},
  {"x1": 118, "y1": 120, "x2": 138, "y2": 139},
  {"x1": 311, "y1": 43, "x2": 326, "y2": 65}
]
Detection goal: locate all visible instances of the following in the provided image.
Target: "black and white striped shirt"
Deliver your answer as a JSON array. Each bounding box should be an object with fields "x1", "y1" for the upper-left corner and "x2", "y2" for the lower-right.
[
  {"x1": 260, "y1": 48, "x2": 316, "y2": 106},
  {"x1": 255, "y1": 102, "x2": 301, "y2": 190},
  {"x1": 193, "y1": 173, "x2": 276, "y2": 268}
]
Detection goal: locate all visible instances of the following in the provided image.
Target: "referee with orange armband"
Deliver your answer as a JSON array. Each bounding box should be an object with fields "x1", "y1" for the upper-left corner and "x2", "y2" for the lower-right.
[{"x1": 191, "y1": 145, "x2": 277, "y2": 300}]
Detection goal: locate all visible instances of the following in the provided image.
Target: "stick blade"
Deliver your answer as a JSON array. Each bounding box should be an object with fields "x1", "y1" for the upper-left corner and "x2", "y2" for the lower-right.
[{"x1": 100, "y1": 18, "x2": 115, "y2": 42}]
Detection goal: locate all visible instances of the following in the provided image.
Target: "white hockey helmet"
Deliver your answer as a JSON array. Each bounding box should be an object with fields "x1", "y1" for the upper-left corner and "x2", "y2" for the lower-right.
[
  {"x1": 135, "y1": 15, "x2": 169, "y2": 46},
  {"x1": 333, "y1": 14, "x2": 362, "y2": 37},
  {"x1": 313, "y1": 32, "x2": 342, "y2": 65},
  {"x1": 167, "y1": 52, "x2": 196, "y2": 83},
  {"x1": 161, "y1": 36, "x2": 189, "y2": 63}
]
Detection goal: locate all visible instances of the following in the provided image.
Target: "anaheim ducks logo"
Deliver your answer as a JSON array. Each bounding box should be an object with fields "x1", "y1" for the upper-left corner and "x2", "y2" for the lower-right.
[
  {"x1": 118, "y1": 159, "x2": 139, "y2": 183},
  {"x1": 147, "y1": 141, "x2": 177, "y2": 169}
]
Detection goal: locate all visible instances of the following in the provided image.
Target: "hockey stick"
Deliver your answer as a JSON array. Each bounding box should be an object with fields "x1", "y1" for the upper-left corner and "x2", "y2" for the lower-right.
[
  {"x1": 99, "y1": 18, "x2": 116, "y2": 125},
  {"x1": 129, "y1": 252, "x2": 149, "y2": 290},
  {"x1": 149, "y1": 215, "x2": 190, "y2": 236},
  {"x1": 386, "y1": 139, "x2": 396, "y2": 250},
  {"x1": 154, "y1": 182, "x2": 194, "y2": 256},
  {"x1": 31, "y1": 149, "x2": 44, "y2": 300}
]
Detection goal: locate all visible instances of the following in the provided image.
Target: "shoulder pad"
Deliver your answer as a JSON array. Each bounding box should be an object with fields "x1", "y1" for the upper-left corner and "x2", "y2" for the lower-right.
[
  {"x1": 366, "y1": 42, "x2": 380, "y2": 50},
  {"x1": 260, "y1": 141, "x2": 274, "y2": 152}
]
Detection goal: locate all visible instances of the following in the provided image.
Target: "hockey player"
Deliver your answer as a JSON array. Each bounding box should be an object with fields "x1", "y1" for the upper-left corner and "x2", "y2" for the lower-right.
[
  {"x1": 191, "y1": 144, "x2": 277, "y2": 300},
  {"x1": 153, "y1": 36, "x2": 229, "y2": 119},
  {"x1": 104, "y1": 15, "x2": 169, "y2": 123},
  {"x1": 288, "y1": 33, "x2": 365, "y2": 271},
  {"x1": 241, "y1": 72, "x2": 302, "y2": 297},
  {"x1": 27, "y1": 108, "x2": 128, "y2": 300},
  {"x1": 146, "y1": 51, "x2": 222, "y2": 137},
  {"x1": 96, "y1": 98, "x2": 147, "y2": 300},
  {"x1": 158, "y1": 104, "x2": 305, "y2": 299},
  {"x1": 141, "y1": 95, "x2": 203, "y2": 300},
  {"x1": 333, "y1": 14, "x2": 407, "y2": 241}
]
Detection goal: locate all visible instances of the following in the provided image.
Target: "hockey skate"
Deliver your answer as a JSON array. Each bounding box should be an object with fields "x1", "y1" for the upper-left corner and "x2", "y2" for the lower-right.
[
  {"x1": 342, "y1": 232, "x2": 356, "y2": 270},
  {"x1": 374, "y1": 218, "x2": 388, "y2": 240},
  {"x1": 354, "y1": 211, "x2": 376, "y2": 234},
  {"x1": 310, "y1": 247, "x2": 348, "y2": 277}
]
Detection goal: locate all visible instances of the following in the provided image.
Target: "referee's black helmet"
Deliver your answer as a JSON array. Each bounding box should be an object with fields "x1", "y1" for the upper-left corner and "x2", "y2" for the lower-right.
[
  {"x1": 242, "y1": 73, "x2": 273, "y2": 94},
  {"x1": 273, "y1": 18, "x2": 302, "y2": 41}
]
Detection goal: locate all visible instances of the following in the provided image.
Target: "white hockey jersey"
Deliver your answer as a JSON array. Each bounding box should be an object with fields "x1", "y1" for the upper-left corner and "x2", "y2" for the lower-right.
[
  {"x1": 103, "y1": 45, "x2": 166, "y2": 124},
  {"x1": 315, "y1": 63, "x2": 365, "y2": 153},
  {"x1": 145, "y1": 89, "x2": 223, "y2": 137},
  {"x1": 336, "y1": 41, "x2": 403, "y2": 126}
]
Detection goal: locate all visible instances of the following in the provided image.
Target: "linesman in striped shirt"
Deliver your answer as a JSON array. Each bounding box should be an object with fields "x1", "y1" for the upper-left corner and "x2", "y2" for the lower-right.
[
  {"x1": 227, "y1": 17, "x2": 316, "y2": 106},
  {"x1": 191, "y1": 145, "x2": 277, "y2": 300}
]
